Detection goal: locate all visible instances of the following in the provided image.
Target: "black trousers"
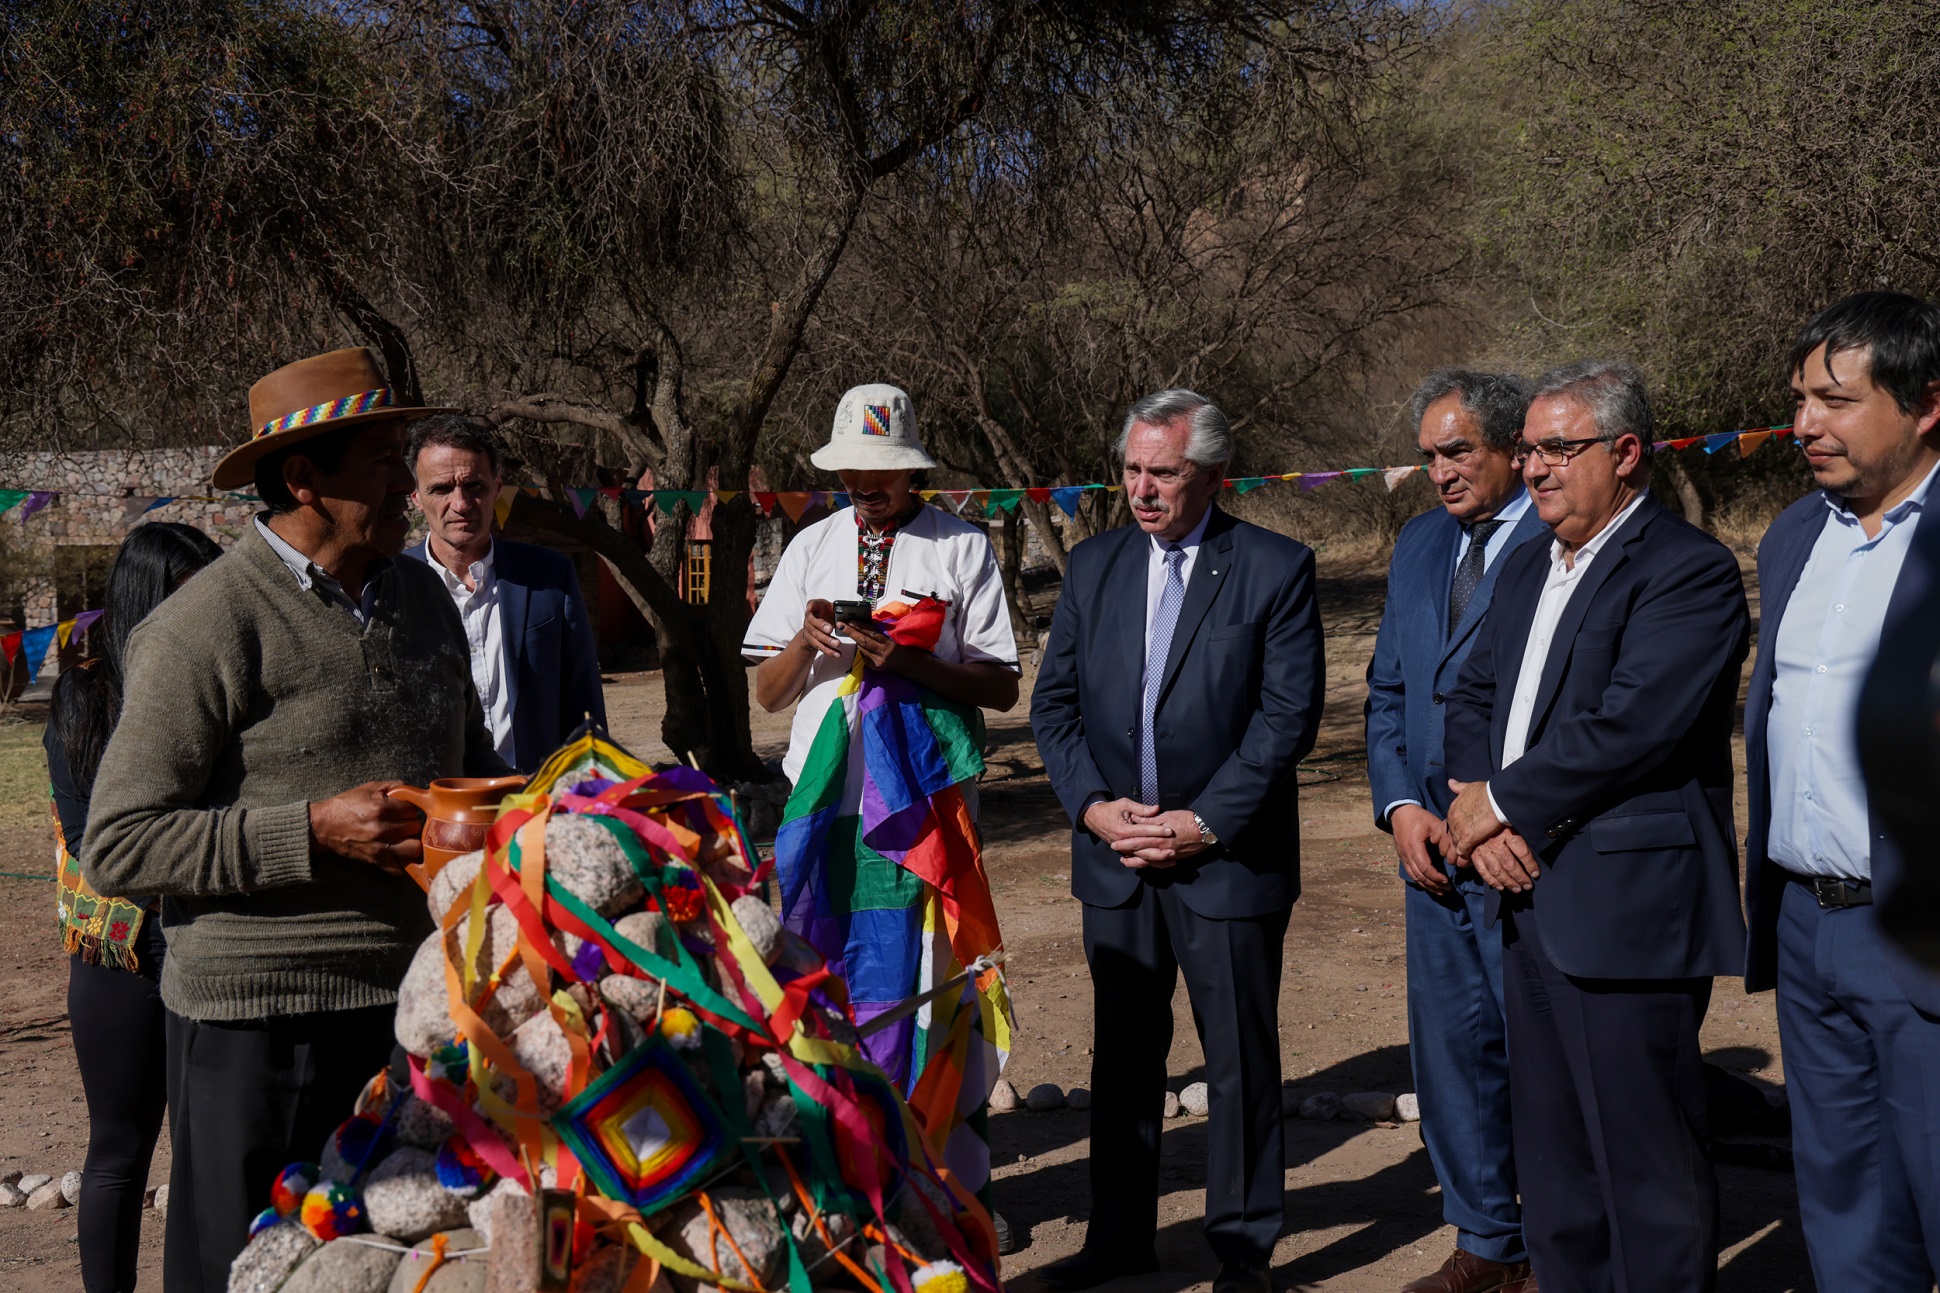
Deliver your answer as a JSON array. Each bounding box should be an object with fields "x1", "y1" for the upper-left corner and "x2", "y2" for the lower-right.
[
  {"x1": 1502, "y1": 900, "x2": 1718, "y2": 1293},
  {"x1": 162, "y1": 1004, "x2": 396, "y2": 1293},
  {"x1": 69, "y1": 946, "x2": 169, "y2": 1293},
  {"x1": 1081, "y1": 881, "x2": 1290, "y2": 1266}
]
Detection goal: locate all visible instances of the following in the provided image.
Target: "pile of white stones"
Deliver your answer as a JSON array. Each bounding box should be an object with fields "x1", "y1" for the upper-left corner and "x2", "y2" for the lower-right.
[
  {"x1": 986, "y1": 1080, "x2": 1422, "y2": 1124},
  {"x1": 0, "y1": 1170, "x2": 85, "y2": 1211}
]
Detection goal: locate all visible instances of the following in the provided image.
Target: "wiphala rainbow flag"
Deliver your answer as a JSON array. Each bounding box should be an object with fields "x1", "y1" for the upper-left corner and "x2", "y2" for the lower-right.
[{"x1": 774, "y1": 598, "x2": 1015, "y2": 1191}]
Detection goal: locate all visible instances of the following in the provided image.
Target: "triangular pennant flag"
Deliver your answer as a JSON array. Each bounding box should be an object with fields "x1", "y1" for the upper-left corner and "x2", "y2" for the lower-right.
[
  {"x1": 752, "y1": 492, "x2": 778, "y2": 516},
  {"x1": 121, "y1": 496, "x2": 159, "y2": 523},
  {"x1": 71, "y1": 610, "x2": 104, "y2": 636},
  {"x1": 1661, "y1": 436, "x2": 1702, "y2": 451},
  {"x1": 1298, "y1": 472, "x2": 1344, "y2": 492},
  {"x1": 987, "y1": 488, "x2": 1024, "y2": 513},
  {"x1": 1050, "y1": 487, "x2": 1084, "y2": 517},
  {"x1": 494, "y1": 492, "x2": 515, "y2": 529},
  {"x1": 1737, "y1": 430, "x2": 1773, "y2": 458},
  {"x1": 18, "y1": 491, "x2": 54, "y2": 521},
  {"x1": 145, "y1": 497, "x2": 174, "y2": 513},
  {"x1": 939, "y1": 490, "x2": 971, "y2": 514},
  {"x1": 1385, "y1": 466, "x2": 1421, "y2": 491},
  {"x1": 1346, "y1": 469, "x2": 1380, "y2": 481},
  {"x1": 1025, "y1": 487, "x2": 1051, "y2": 504},
  {"x1": 21, "y1": 625, "x2": 56, "y2": 685},
  {"x1": 715, "y1": 490, "x2": 740, "y2": 504},
  {"x1": 964, "y1": 491, "x2": 991, "y2": 517},
  {"x1": 0, "y1": 490, "x2": 28, "y2": 518},
  {"x1": 1231, "y1": 477, "x2": 1268, "y2": 494},
  {"x1": 776, "y1": 492, "x2": 812, "y2": 522},
  {"x1": 571, "y1": 488, "x2": 599, "y2": 519},
  {"x1": 0, "y1": 632, "x2": 18, "y2": 665},
  {"x1": 623, "y1": 489, "x2": 650, "y2": 507},
  {"x1": 918, "y1": 490, "x2": 941, "y2": 501},
  {"x1": 600, "y1": 486, "x2": 624, "y2": 500},
  {"x1": 829, "y1": 491, "x2": 850, "y2": 511},
  {"x1": 1702, "y1": 432, "x2": 1739, "y2": 454},
  {"x1": 56, "y1": 619, "x2": 75, "y2": 649}
]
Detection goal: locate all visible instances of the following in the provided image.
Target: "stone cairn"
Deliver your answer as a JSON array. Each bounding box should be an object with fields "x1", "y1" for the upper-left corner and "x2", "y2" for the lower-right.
[{"x1": 228, "y1": 735, "x2": 997, "y2": 1293}]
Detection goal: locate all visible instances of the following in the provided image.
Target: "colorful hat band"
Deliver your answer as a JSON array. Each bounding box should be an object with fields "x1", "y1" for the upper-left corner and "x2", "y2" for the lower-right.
[{"x1": 256, "y1": 386, "x2": 396, "y2": 441}]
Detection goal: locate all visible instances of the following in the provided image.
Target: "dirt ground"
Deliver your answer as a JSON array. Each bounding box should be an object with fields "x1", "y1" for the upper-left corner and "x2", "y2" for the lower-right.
[{"x1": 0, "y1": 546, "x2": 1812, "y2": 1291}]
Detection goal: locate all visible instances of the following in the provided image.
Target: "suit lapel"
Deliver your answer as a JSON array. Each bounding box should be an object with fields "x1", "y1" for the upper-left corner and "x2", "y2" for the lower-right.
[
  {"x1": 1524, "y1": 495, "x2": 1660, "y2": 740},
  {"x1": 1428, "y1": 510, "x2": 1458, "y2": 651},
  {"x1": 1157, "y1": 510, "x2": 1237, "y2": 702},
  {"x1": 1440, "y1": 504, "x2": 1548, "y2": 669},
  {"x1": 1761, "y1": 503, "x2": 1824, "y2": 659},
  {"x1": 1107, "y1": 528, "x2": 1149, "y2": 696},
  {"x1": 493, "y1": 541, "x2": 528, "y2": 718}
]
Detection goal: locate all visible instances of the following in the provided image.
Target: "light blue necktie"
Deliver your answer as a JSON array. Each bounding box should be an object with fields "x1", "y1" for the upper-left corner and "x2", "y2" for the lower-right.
[{"x1": 1140, "y1": 543, "x2": 1187, "y2": 803}]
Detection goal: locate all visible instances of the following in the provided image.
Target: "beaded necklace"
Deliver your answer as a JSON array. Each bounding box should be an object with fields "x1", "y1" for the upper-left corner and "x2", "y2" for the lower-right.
[{"x1": 856, "y1": 499, "x2": 923, "y2": 601}]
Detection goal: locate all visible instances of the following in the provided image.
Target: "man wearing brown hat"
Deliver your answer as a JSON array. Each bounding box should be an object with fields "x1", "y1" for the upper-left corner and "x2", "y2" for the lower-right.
[{"x1": 83, "y1": 348, "x2": 509, "y2": 1292}]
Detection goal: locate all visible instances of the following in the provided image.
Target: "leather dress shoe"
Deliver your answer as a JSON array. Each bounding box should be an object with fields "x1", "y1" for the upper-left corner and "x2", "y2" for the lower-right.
[
  {"x1": 1401, "y1": 1248, "x2": 1532, "y2": 1293},
  {"x1": 1212, "y1": 1260, "x2": 1272, "y2": 1293},
  {"x1": 1037, "y1": 1248, "x2": 1161, "y2": 1291}
]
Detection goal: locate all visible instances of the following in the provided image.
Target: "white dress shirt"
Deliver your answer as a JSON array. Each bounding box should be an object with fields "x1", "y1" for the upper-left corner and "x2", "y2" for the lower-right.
[
  {"x1": 1450, "y1": 488, "x2": 1533, "y2": 575},
  {"x1": 1487, "y1": 490, "x2": 1650, "y2": 825},
  {"x1": 1144, "y1": 506, "x2": 1214, "y2": 644},
  {"x1": 253, "y1": 516, "x2": 385, "y2": 624},
  {"x1": 431, "y1": 539, "x2": 516, "y2": 768},
  {"x1": 1767, "y1": 461, "x2": 1940, "y2": 880}
]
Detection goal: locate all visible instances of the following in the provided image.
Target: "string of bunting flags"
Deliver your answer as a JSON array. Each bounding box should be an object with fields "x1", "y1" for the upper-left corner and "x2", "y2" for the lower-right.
[
  {"x1": 0, "y1": 423, "x2": 1798, "y2": 525},
  {"x1": 0, "y1": 609, "x2": 103, "y2": 688}
]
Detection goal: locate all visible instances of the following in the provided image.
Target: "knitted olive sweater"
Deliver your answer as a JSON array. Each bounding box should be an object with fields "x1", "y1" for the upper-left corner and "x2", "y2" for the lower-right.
[{"x1": 82, "y1": 522, "x2": 506, "y2": 1021}]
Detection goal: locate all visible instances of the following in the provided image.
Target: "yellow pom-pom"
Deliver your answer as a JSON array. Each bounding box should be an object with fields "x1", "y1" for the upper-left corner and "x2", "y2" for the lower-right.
[
  {"x1": 913, "y1": 1260, "x2": 969, "y2": 1293},
  {"x1": 659, "y1": 1006, "x2": 702, "y2": 1051}
]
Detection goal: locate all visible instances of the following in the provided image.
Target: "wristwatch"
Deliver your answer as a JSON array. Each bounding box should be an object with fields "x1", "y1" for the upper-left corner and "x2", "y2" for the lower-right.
[{"x1": 1192, "y1": 812, "x2": 1218, "y2": 846}]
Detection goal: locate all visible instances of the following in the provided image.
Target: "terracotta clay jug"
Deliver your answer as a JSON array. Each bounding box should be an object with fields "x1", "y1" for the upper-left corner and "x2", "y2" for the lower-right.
[{"x1": 388, "y1": 775, "x2": 526, "y2": 889}]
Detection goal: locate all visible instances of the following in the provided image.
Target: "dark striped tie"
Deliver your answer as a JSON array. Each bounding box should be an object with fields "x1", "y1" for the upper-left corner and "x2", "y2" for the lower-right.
[{"x1": 1449, "y1": 519, "x2": 1505, "y2": 635}]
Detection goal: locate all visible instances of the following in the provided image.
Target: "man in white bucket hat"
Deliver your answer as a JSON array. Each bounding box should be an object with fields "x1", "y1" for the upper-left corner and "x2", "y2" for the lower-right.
[{"x1": 743, "y1": 383, "x2": 1023, "y2": 1249}]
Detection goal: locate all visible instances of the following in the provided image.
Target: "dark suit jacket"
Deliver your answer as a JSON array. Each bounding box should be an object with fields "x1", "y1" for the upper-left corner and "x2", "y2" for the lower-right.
[
  {"x1": 1745, "y1": 492, "x2": 1940, "y2": 1014},
  {"x1": 1444, "y1": 494, "x2": 1750, "y2": 979},
  {"x1": 408, "y1": 537, "x2": 606, "y2": 773},
  {"x1": 1031, "y1": 507, "x2": 1326, "y2": 918},
  {"x1": 1365, "y1": 499, "x2": 1550, "y2": 832}
]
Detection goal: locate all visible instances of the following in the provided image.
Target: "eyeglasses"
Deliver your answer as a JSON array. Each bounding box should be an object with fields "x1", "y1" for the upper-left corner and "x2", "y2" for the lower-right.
[{"x1": 1513, "y1": 435, "x2": 1614, "y2": 466}]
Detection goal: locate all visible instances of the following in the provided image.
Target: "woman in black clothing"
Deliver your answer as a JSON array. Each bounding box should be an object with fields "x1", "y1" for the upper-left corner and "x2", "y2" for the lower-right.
[{"x1": 48, "y1": 522, "x2": 222, "y2": 1293}]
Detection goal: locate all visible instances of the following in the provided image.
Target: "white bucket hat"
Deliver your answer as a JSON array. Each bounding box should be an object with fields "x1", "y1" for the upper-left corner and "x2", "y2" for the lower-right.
[{"x1": 809, "y1": 383, "x2": 937, "y2": 472}]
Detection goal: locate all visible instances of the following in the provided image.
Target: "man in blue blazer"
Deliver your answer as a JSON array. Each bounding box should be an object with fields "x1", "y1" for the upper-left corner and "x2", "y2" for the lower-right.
[
  {"x1": 1443, "y1": 360, "x2": 1749, "y2": 1293},
  {"x1": 1365, "y1": 370, "x2": 1546, "y2": 1293},
  {"x1": 407, "y1": 417, "x2": 606, "y2": 773},
  {"x1": 1032, "y1": 390, "x2": 1325, "y2": 1293},
  {"x1": 1744, "y1": 292, "x2": 1940, "y2": 1289}
]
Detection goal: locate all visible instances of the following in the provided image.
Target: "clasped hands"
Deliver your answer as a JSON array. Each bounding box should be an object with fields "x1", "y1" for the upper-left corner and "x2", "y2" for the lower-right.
[
  {"x1": 800, "y1": 598, "x2": 907, "y2": 672},
  {"x1": 1390, "y1": 780, "x2": 1540, "y2": 894},
  {"x1": 1083, "y1": 798, "x2": 1208, "y2": 869}
]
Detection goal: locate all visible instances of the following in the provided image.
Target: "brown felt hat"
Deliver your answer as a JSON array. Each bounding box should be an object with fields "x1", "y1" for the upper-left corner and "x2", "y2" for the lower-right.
[{"x1": 212, "y1": 347, "x2": 456, "y2": 491}]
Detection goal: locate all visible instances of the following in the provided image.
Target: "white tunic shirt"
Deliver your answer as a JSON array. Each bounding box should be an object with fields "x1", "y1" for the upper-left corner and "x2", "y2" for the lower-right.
[
  {"x1": 428, "y1": 539, "x2": 516, "y2": 768},
  {"x1": 742, "y1": 506, "x2": 1020, "y2": 785}
]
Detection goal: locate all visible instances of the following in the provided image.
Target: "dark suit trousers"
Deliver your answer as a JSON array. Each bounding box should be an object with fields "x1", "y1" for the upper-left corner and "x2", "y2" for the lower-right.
[
  {"x1": 1081, "y1": 880, "x2": 1289, "y2": 1266},
  {"x1": 163, "y1": 1005, "x2": 396, "y2": 1293},
  {"x1": 1776, "y1": 876, "x2": 1940, "y2": 1288},
  {"x1": 1502, "y1": 900, "x2": 1717, "y2": 1293}
]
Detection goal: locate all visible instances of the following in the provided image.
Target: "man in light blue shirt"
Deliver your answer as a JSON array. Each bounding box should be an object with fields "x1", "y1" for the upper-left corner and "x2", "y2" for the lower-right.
[{"x1": 1745, "y1": 291, "x2": 1940, "y2": 1289}]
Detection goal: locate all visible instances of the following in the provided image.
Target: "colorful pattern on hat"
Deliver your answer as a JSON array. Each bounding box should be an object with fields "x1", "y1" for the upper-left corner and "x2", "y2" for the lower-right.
[
  {"x1": 255, "y1": 386, "x2": 396, "y2": 441},
  {"x1": 862, "y1": 404, "x2": 894, "y2": 436}
]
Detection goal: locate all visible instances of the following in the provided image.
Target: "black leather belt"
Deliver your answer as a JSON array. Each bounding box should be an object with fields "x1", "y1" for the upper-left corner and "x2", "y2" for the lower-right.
[{"x1": 1790, "y1": 874, "x2": 1873, "y2": 908}]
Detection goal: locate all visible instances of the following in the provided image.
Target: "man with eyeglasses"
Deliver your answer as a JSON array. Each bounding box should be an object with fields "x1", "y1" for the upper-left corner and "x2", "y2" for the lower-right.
[
  {"x1": 1441, "y1": 360, "x2": 1750, "y2": 1292},
  {"x1": 1366, "y1": 370, "x2": 1546, "y2": 1293}
]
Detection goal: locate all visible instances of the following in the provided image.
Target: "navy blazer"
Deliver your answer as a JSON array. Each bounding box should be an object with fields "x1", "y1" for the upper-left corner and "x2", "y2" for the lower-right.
[
  {"x1": 1031, "y1": 507, "x2": 1326, "y2": 918},
  {"x1": 1744, "y1": 492, "x2": 1940, "y2": 1014},
  {"x1": 1445, "y1": 495, "x2": 1750, "y2": 979},
  {"x1": 408, "y1": 538, "x2": 607, "y2": 773},
  {"x1": 1365, "y1": 499, "x2": 1550, "y2": 833}
]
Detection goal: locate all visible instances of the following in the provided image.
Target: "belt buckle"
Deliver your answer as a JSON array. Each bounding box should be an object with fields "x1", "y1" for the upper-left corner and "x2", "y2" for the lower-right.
[{"x1": 1810, "y1": 878, "x2": 1852, "y2": 909}]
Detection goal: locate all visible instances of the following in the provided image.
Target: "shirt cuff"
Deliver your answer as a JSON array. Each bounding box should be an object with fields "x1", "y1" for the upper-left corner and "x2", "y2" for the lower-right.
[
  {"x1": 1483, "y1": 782, "x2": 1509, "y2": 830},
  {"x1": 1381, "y1": 799, "x2": 1422, "y2": 826}
]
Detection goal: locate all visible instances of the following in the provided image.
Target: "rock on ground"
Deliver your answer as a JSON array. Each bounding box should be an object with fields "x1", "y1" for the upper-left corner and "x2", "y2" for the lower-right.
[
  {"x1": 17, "y1": 1173, "x2": 51, "y2": 1195},
  {"x1": 479, "y1": 1188, "x2": 540, "y2": 1293},
  {"x1": 280, "y1": 1235, "x2": 404, "y2": 1293},
  {"x1": 1026, "y1": 1083, "x2": 1065, "y2": 1112},
  {"x1": 1298, "y1": 1092, "x2": 1343, "y2": 1122},
  {"x1": 228, "y1": 1219, "x2": 321, "y2": 1293},
  {"x1": 426, "y1": 851, "x2": 484, "y2": 924},
  {"x1": 731, "y1": 894, "x2": 782, "y2": 964},
  {"x1": 386, "y1": 1228, "x2": 486, "y2": 1293},
  {"x1": 1342, "y1": 1092, "x2": 1397, "y2": 1121},
  {"x1": 59, "y1": 1170, "x2": 81, "y2": 1204},
  {"x1": 662, "y1": 1187, "x2": 786, "y2": 1293},
  {"x1": 1280, "y1": 1085, "x2": 1305, "y2": 1118},
  {"x1": 503, "y1": 1011, "x2": 573, "y2": 1114},
  {"x1": 0, "y1": 1183, "x2": 24, "y2": 1208},
  {"x1": 1163, "y1": 1091, "x2": 1183, "y2": 1119},
  {"x1": 1396, "y1": 1092, "x2": 1421, "y2": 1122},
  {"x1": 987, "y1": 1079, "x2": 1019, "y2": 1113},
  {"x1": 1065, "y1": 1087, "x2": 1092, "y2": 1111},
  {"x1": 544, "y1": 815, "x2": 645, "y2": 916},
  {"x1": 610, "y1": 911, "x2": 672, "y2": 962},
  {"x1": 394, "y1": 1094, "x2": 457, "y2": 1151},
  {"x1": 26, "y1": 1182, "x2": 68, "y2": 1210},
  {"x1": 1179, "y1": 1081, "x2": 1211, "y2": 1117},
  {"x1": 154, "y1": 1184, "x2": 170, "y2": 1212},
  {"x1": 0, "y1": 1170, "x2": 18, "y2": 1187},
  {"x1": 598, "y1": 973, "x2": 659, "y2": 1024},
  {"x1": 363, "y1": 1147, "x2": 469, "y2": 1243}
]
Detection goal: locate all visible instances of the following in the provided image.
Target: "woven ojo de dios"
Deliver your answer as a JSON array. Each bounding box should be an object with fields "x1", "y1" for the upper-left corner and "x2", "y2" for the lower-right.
[{"x1": 228, "y1": 727, "x2": 1004, "y2": 1293}]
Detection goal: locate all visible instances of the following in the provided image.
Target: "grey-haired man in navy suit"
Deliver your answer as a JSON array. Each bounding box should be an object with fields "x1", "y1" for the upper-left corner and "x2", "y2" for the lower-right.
[
  {"x1": 1033, "y1": 390, "x2": 1325, "y2": 1293},
  {"x1": 1366, "y1": 371, "x2": 1546, "y2": 1293},
  {"x1": 1745, "y1": 292, "x2": 1940, "y2": 1289}
]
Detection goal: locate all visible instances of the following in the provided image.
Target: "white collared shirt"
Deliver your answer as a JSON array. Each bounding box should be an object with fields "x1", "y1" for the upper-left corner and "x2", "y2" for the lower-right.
[
  {"x1": 1487, "y1": 490, "x2": 1650, "y2": 825},
  {"x1": 253, "y1": 515, "x2": 386, "y2": 625},
  {"x1": 427, "y1": 539, "x2": 516, "y2": 767},
  {"x1": 1451, "y1": 488, "x2": 1533, "y2": 575},
  {"x1": 1767, "y1": 461, "x2": 1940, "y2": 880},
  {"x1": 1144, "y1": 506, "x2": 1214, "y2": 647}
]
